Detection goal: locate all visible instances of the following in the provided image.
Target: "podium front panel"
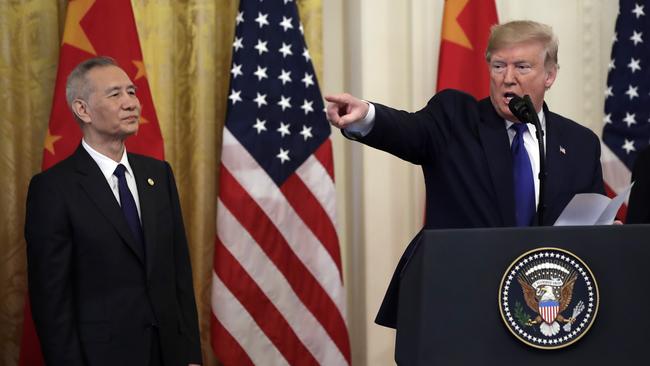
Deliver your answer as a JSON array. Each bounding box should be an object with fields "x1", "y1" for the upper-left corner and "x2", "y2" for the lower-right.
[{"x1": 396, "y1": 225, "x2": 650, "y2": 365}]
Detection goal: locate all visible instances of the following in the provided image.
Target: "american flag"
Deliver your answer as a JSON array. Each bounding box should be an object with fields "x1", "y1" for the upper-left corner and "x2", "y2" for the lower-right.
[
  {"x1": 601, "y1": 0, "x2": 650, "y2": 218},
  {"x1": 211, "y1": 1, "x2": 351, "y2": 365}
]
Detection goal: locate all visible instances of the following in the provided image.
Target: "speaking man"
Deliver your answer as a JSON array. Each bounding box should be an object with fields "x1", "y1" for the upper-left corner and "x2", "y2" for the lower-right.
[
  {"x1": 325, "y1": 20, "x2": 604, "y2": 327},
  {"x1": 25, "y1": 57, "x2": 202, "y2": 365}
]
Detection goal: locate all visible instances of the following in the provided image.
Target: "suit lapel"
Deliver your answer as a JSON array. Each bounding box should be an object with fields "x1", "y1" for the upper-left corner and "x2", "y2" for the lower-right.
[
  {"x1": 73, "y1": 145, "x2": 146, "y2": 264},
  {"x1": 129, "y1": 154, "x2": 158, "y2": 278},
  {"x1": 477, "y1": 98, "x2": 516, "y2": 226}
]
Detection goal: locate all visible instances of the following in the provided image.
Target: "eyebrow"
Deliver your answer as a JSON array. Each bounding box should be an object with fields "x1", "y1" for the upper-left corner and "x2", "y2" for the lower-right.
[
  {"x1": 103, "y1": 84, "x2": 137, "y2": 94},
  {"x1": 490, "y1": 60, "x2": 534, "y2": 68}
]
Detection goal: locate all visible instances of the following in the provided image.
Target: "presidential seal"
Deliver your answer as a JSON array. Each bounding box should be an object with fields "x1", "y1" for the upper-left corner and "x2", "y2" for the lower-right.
[{"x1": 498, "y1": 247, "x2": 599, "y2": 349}]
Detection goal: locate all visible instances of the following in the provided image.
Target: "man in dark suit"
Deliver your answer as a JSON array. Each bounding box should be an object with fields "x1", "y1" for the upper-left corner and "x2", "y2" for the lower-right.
[
  {"x1": 325, "y1": 21, "x2": 604, "y2": 327},
  {"x1": 627, "y1": 146, "x2": 650, "y2": 223},
  {"x1": 25, "y1": 57, "x2": 202, "y2": 365}
]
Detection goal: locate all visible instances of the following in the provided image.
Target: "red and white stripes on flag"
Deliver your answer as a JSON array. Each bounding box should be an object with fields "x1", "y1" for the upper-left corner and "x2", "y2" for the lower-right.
[
  {"x1": 212, "y1": 129, "x2": 350, "y2": 365},
  {"x1": 212, "y1": 2, "x2": 350, "y2": 363}
]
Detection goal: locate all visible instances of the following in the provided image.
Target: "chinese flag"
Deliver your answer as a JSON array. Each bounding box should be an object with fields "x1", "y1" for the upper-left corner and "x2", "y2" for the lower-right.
[
  {"x1": 19, "y1": 0, "x2": 163, "y2": 364},
  {"x1": 436, "y1": 0, "x2": 499, "y2": 99}
]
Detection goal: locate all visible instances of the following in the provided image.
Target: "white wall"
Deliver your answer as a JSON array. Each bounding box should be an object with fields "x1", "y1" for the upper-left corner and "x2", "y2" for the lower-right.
[{"x1": 322, "y1": 1, "x2": 618, "y2": 365}]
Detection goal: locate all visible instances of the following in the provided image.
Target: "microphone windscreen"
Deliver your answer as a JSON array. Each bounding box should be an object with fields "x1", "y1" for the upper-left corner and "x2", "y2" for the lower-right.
[{"x1": 508, "y1": 95, "x2": 532, "y2": 123}]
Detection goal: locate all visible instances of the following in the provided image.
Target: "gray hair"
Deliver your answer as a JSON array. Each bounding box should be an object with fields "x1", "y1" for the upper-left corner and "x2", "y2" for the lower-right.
[
  {"x1": 65, "y1": 56, "x2": 118, "y2": 107},
  {"x1": 485, "y1": 20, "x2": 559, "y2": 70}
]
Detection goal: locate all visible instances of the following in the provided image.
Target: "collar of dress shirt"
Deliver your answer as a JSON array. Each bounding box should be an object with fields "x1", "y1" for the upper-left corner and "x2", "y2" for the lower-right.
[
  {"x1": 81, "y1": 139, "x2": 134, "y2": 182},
  {"x1": 504, "y1": 109, "x2": 546, "y2": 136}
]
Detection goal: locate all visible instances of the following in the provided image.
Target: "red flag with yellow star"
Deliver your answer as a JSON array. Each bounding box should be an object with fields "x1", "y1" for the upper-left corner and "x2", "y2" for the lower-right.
[
  {"x1": 436, "y1": 0, "x2": 498, "y2": 99},
  {"x1": 20, "y1": 0, "x2": 163, "y2": 364}
]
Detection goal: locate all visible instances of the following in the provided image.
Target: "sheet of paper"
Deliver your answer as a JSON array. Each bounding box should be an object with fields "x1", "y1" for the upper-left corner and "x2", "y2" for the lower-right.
[
  {"x1": 553, "y1": 194, "x2": 611, "y2": 226},
  {"x1": 595, "y1": 182, "x2": 634, "y2": 225},
  {"x1": 553, "y1": 182, "x2": 634, "y2": 226}
]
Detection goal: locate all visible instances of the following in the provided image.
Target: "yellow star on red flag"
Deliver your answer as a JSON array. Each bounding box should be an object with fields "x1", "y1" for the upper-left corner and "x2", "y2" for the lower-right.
[
  {"x1": 132, "y1": 60, "x2": 147, "y2": 80},
  {"x1": 441, "y1": 0, "x2": 473, "y2": 50},
  {"x1": 61, "y1": 0, "x2": 97, "y2": 55},
  {"x1": 44, "y1": 129, "x2": 63, "y2": 155}
]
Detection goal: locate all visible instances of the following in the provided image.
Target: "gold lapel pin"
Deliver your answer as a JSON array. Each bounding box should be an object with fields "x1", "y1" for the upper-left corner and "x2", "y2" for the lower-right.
[{"x1": 147, "y1": 178, "x2": 155, "y2": 186}]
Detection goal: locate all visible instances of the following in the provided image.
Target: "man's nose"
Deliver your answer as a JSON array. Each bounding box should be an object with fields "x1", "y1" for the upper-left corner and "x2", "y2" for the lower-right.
[
  {"x1": 122, "y1": 95, "x2": 140, "y2": 110},
  {"x1": 503, "y1": 65, "x2": 516, "y2": 84}
]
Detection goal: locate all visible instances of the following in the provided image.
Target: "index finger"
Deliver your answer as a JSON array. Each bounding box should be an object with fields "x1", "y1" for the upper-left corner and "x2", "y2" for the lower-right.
[{"x1": 324, "y1": 94, "x2": 351, "y2": 105}]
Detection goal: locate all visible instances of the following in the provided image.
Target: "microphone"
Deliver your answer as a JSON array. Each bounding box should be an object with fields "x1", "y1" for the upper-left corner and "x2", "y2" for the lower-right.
[{"x1": 508, "y1": 95, "x2": 535, "y2": 124}]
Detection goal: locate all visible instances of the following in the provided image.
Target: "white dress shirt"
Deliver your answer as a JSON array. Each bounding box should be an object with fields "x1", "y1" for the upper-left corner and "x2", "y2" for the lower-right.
[
  {"x1": 82, "y1": 139, "x2": 142, "y2": 221},
  {"x1": 343, "y1": 103, "x2": 547, "y2": 205}
]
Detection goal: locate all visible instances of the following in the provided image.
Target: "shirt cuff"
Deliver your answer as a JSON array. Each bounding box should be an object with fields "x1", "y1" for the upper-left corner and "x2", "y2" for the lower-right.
[{"x1": 343, "y1": 101, "x2": 375, "y2": 139}]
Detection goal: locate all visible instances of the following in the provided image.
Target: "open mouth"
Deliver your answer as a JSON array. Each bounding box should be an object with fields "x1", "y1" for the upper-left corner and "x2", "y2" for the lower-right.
[{"x1": 504, "y1": 92, "x2": 518, "y2": 104}]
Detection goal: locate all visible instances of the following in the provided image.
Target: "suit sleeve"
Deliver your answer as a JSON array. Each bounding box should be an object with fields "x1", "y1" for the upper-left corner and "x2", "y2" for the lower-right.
[
  {"x1": 164, "y1": 162, "x2": 202, "y2": 363},
  {"x1": 627, "y1": 148, "x2": 650, "y2": 223},
  {"x1": 25, "y1": 173, "x2": 85, "y2": 365},
  {"x1": 354, "y1": 90, "x2": 466, "y2": 165}
]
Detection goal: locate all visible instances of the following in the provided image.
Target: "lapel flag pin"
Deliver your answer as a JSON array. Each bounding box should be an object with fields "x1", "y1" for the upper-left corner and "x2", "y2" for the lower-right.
[
  {"x1": 559, "y1": 146, "x2": 566, "y2": 155},
  {"x1": 147, "y1": 178, "x2": 155, "y2": 186}
]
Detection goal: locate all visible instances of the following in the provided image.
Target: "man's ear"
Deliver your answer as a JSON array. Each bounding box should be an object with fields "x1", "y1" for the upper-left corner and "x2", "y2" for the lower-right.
[
  {"x1": 544, "y1": 65, "x2": 558, "y2": 89},
  {"x1": 72, "y1": 99, "x2": 91, "y2": 124}
]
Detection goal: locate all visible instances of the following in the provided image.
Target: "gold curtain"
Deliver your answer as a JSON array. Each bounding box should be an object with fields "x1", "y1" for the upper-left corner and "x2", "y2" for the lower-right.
[{"x1": 0, "y1": 0, "x2": 323, "y2": 365}]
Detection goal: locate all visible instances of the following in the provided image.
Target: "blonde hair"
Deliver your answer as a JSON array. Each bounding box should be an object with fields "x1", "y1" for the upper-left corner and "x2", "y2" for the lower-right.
[{"x1": 486, "y1": 20, "x2": 559, "y2": 70}]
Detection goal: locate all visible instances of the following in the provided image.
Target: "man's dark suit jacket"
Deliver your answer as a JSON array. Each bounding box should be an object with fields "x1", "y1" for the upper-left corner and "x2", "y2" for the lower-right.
[
  {"x1": 25, "y1": 145, "x2": 202, "y2": 365},
  {"x1": 351, "y1": 89, "x2": 605, "y2": 328},
  {"x1": 627, "y1": 146, "x2": 650, "y2": 223}
]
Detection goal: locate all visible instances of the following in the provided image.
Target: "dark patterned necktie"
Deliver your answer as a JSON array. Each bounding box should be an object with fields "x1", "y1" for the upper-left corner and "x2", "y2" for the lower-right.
[
  {"x1": 511, "y1": 123, "x2": 535, "y2": 226},
  {"x1": 113, "y1": 164, "x2": 145, "y2": 251}
]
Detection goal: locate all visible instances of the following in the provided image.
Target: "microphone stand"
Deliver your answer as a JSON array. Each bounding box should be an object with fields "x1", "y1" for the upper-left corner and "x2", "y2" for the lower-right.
[{"x1": 522, "y1": 95, "x2": 546, "y2": 226}]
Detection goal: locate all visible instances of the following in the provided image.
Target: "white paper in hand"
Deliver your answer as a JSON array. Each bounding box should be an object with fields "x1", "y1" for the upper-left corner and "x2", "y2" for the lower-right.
[{"x1": 554, "y1": 182, "x2": 634, "y2": 226}]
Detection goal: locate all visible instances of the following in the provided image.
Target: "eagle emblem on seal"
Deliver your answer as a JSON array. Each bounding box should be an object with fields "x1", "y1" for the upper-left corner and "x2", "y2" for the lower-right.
[{"x1": 517, "y1": 271, "x2": 578, "y2": 336}]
